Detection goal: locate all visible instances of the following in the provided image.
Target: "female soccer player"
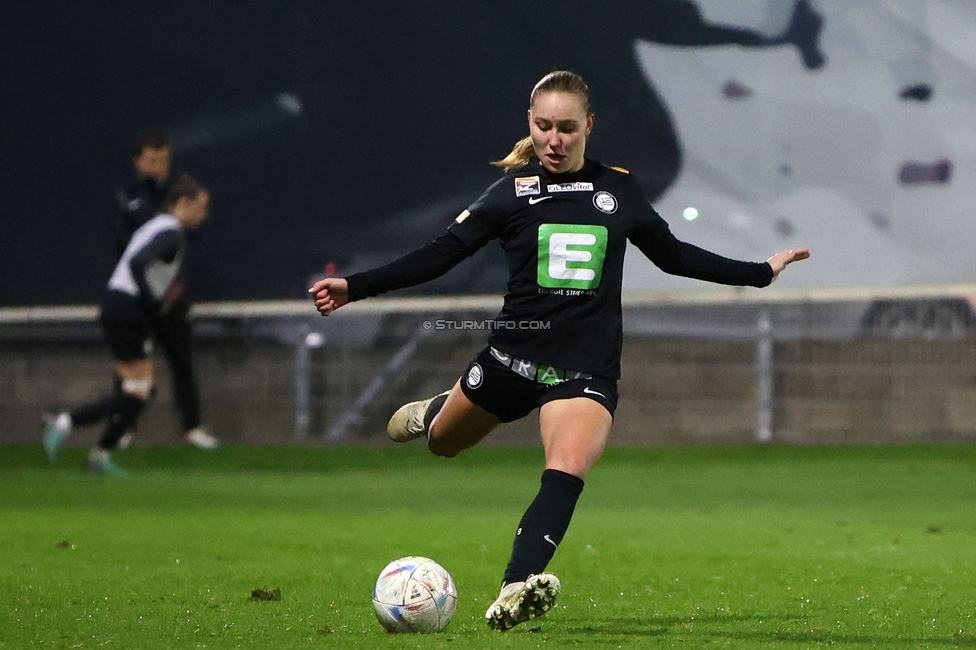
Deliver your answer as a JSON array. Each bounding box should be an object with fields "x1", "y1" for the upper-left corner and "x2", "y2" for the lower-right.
[
  {"x1": 309, "y1": 70, "x2": 809, "y2": 631},
  {"x1": 44, "y1": 175, "x2": 211, "y2": 474},
  {"x1": 87, "y1": 133, "x2": 218, "y2": 449}
]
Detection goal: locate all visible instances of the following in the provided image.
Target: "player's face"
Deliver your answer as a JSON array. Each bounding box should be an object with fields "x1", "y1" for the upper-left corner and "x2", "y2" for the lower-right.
[
  {"x1": 528, "y1": 91, "x2": 593, "y2": 174},
  {"x1": 181, "y1": 191, "x2": 210, "y2": 229},
  {"x1": 134, "y1": 146, "x2": 172, "y2": 183}
]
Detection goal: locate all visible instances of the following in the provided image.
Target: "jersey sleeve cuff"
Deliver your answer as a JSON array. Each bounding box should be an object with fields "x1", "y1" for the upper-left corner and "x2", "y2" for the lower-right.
[{"x1": 345, "y1": 273, "x2": 368, "y2": 302}]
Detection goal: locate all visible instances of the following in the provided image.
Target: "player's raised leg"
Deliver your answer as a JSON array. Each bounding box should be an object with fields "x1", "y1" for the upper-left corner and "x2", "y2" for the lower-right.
[{"x1": 387, "y1": 380, "x2": 500, "y2": 455}]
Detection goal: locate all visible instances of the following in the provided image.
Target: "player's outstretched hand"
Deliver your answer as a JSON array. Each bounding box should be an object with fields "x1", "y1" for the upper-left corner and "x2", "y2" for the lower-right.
[
  {"x1": 308, "y1": 278, "x2": 350, "y2": 316},
  {"x1": 766, "y1": 248, "x2": 810, "y2": 282}
]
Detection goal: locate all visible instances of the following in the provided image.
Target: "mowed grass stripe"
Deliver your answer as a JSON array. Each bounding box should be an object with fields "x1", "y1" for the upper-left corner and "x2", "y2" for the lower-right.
[{"x1": 2, "y1": 443, "x2": 976, "y2": 648}]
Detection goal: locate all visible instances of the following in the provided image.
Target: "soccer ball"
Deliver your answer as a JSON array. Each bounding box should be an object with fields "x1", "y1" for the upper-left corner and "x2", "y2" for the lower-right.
[{"x1": 372, "y1": 556, "x2": 457, "y2": 633}]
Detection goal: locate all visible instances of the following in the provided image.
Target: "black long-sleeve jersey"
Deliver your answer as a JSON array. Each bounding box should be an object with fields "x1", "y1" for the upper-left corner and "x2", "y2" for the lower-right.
[
  {"x1": 111, "y1": 173, "x2": 193, "y2": 309},
  {"x1": 347, "y1": 158, "x2": 772, "y2": 379},
  {"x1": 103, "y1": 214, "x2": 186, "y2": 321},
  {"x1": 113, "y1": 175, "x2": 172, "y2": 255}
]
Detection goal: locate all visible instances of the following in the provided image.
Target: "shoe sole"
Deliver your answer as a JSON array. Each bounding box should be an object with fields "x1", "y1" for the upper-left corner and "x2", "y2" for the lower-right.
[
  {"x1": 485, "y1": 573, "x2": 560, "y2": 631},
  {"x1": 185, "y1": 437, "x2": 219, "y2": 449}
]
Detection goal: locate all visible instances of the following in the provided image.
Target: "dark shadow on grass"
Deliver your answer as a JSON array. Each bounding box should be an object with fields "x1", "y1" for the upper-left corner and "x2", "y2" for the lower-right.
[
  {"x1": 568, "y1": 612, "x2": 976, "y2": 647},
  {"x1": 565, "y1": 611, "x2": 802, "y2": 637},
  {"x1": 712, "y1": 630, "x2": 976, "y2": 647}
]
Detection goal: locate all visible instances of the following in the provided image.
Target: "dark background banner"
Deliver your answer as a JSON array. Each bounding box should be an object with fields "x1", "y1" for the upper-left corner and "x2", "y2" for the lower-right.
[
  {"x1": 3, "y1": 1, "x2": 970, "y2": 305},
  {"x1": 0, "y1": 1, "x2": 696, "y2": 305}
]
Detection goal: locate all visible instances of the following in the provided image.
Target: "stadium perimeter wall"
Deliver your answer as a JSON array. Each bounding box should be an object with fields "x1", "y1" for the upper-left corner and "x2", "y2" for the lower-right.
[{"x1": 4, "y1": 328, "x2": 976, "y2": 447}]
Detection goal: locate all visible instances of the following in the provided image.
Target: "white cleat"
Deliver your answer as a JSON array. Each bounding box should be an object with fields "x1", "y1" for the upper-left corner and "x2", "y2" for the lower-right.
[
  {"x1": 484, "y1": 573, "x2": 561, "y2": 631},
  {"x1": 386, "y1": 391, "x2": 449, "y2": 443},
  {"x1": 184, "y1": 427, "x2": 220, "y2": 449}
]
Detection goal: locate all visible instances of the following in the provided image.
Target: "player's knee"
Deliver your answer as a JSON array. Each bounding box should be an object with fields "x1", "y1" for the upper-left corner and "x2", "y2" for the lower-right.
[
  {"x1": 121, "y1": 377, "x2": 153, "y2": 401},
  {"x1": 560, "y1": 461, "x2": 589, "y2": 480},
  {"x1": 547, "y1": 454, "x2": 595, "y2": 480}
]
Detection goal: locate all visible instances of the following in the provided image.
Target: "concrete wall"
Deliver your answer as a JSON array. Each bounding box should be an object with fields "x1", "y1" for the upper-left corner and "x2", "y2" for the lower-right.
[{"x1": 4, "y1": 333, "x2": 975, "y2": 448}]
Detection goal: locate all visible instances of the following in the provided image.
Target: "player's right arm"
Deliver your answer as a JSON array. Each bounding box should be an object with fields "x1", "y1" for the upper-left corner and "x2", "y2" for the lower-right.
[
  {"x1": 309, "y1": 278, "x2": 349, "y2": 316},
  {"x1": 309, "y1": 176, "x2": 511, "y2": 317}
]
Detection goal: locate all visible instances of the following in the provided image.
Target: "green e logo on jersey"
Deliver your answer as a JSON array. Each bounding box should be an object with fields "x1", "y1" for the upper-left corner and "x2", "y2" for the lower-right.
[{"x1": 537, "y1": 224, "x2": 608, "y2": 290}]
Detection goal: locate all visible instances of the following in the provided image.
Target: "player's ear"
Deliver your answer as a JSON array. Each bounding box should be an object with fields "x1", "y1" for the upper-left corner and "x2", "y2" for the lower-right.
[{"x1": 585, "y1": 113, "x2": 594, "y2": 137}]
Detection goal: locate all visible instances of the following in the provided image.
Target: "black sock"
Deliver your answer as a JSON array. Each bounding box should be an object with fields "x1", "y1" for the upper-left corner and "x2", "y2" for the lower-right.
[
  {"x1": 97, "y1": 392, "x2": 147, "y2": 451},
  {"x1": 69, "y1": 396, "x2": 113, "y2": 428},
  {"x1": 69, "y1": 375, "x2": 123, "y2": 427},
  {"x1": 502, "y1": 469, "x2": 585, "y2": 586},
  {"x1": 423, "y1": 393, "x2": 449, "y2": 432}
]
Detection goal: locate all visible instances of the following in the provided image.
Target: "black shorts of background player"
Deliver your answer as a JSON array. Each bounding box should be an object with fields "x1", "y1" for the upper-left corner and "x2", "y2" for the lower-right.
[
  {"x1": 43, "y1": 175, "x2": 211, "y2": 474},
  {"x1": 310, "y1": 70, "x2": 810, "y2": 631},
  {"x1": 60, "y1": 132, "x2": 218, "y2": 450}
]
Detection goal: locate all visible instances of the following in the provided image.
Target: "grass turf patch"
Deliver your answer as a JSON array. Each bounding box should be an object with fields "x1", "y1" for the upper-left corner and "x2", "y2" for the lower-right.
[{"x1": 2, "y1": 443, "x2": 976, "y2": 648}]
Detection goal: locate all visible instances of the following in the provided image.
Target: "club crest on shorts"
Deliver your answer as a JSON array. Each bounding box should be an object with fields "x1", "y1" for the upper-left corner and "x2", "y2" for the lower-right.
[
  {"x1": 466, "y1": 362, "x2": 484, "y2": 389},
  {"x1": 592, "y1": 191, "x2": 617, "y2": 214},
  {"x1": 514, "y1": 176, "x2": 541, "y2": 197}
]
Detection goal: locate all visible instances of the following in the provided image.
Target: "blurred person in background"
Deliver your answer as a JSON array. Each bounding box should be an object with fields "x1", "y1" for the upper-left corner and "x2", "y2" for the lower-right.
[
  {"x1": 44, "y1": 176, "x2": 212, "y2": 474},
  {"x1": 113, "y1": 132, "x2": 175, "y2": 253},
  {"x1": 310, "y1": 71, "x2": 809, "y2": 630},
  {"x1": 48, "y1": 133, "x2": 218, "y2": 451}
]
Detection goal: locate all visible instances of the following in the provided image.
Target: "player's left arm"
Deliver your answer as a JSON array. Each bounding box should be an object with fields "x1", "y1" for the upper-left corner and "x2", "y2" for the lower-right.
[
  {"x1": 765, "y1": 248, "x2": 810, "y2": 282},
  {"x1": 628, "y1": 187, "x2": 808, "y2": 286}
]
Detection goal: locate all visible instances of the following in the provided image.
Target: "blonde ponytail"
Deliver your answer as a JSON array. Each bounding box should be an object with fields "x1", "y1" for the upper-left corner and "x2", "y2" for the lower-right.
[{"x1": 492, "y1": 136, "x2": 535, "y2": 170}]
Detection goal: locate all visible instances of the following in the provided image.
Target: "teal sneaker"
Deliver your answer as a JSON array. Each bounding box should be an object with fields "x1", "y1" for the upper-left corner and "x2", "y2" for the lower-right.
[
  {"x1": 86, "y1": 448, "x2": 128, "y2": 477},
  {"x1": 43, "y1": 413, "x2": 72, "y2": 463}
]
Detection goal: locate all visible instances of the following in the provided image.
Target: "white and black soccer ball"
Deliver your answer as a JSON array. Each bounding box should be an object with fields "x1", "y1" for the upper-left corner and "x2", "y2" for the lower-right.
[{"x1": 372, "y1": 556, "x2": 457, "y2": 633}]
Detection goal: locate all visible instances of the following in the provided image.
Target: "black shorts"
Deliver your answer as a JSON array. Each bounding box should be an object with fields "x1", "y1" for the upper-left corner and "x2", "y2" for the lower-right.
[
  {"x1": 459, "y1": 346, "x2": 618, "y2": 423},
  {"x1": 100, "y1": 314, "x2": 153, "y2": 362}
]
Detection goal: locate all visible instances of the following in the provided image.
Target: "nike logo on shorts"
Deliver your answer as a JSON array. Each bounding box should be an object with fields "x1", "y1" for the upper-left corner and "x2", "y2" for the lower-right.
[
  {"x1": 543, "y1": 534, "x2": 558, "y2": 548},
  {"x1": 528, "y1": 196, "x2": 552, "y2": 205},
  {"x1": 583, "y1": 387, "x2": 606, "y2": 399}
]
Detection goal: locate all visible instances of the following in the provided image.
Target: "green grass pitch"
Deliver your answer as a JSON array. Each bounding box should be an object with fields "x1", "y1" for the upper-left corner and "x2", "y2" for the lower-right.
[{"x1": 3, "y1": 443, "x2": 976, "y2": 649}]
